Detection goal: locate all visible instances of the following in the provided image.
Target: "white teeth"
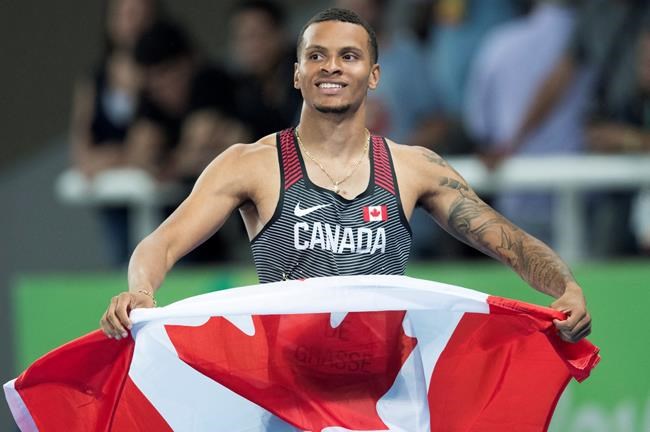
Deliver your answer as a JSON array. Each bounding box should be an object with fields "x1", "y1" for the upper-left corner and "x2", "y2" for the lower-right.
[{"x1": 318, "y1": 83, "x2": 343, "y2": 89}]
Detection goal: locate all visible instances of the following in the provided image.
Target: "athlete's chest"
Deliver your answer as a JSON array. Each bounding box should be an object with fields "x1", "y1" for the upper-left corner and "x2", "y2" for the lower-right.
[{"x1": 282, "y1": 185, "x2": 394, "y2": 255}]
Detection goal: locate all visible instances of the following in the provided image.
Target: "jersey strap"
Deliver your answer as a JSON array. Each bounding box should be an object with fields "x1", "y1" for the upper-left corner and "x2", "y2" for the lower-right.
[
  {"x1": 279, "y1": 128, "x2": 302, "y2": 190},
  {"x1": 280, "y1": 128, "x2": 398, "y2": 195},
  {"x1": 372, "y1": 135, "x2": 396, "y2": 195}
]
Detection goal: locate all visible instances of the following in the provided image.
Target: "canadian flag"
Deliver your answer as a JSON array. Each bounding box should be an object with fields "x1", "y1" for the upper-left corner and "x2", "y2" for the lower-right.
[
  {"x1": 363, "y1": 205, "x2": 388, "y2": 222},
  {"x1": 4, "y1": 276, "x2": 599, "y2": 432}
]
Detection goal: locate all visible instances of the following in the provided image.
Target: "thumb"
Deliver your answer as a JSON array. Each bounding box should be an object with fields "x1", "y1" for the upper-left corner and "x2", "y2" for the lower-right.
[{"x1": 550, "y1": 300, "x2": 570, "y2": 326}]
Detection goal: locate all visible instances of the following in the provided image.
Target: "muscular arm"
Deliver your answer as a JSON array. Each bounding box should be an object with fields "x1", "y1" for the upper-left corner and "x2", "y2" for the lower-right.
[
  {"x1": 446, "y1": 184, "x2": 576, "y2": 296},
  {"x1": 100, "y1": 143, "x2": 259, "y2": 338},
  {"x1": 127, "y1": 147, "x2": 247, "y2": 293},
  {"x1": 421, "y1": 150, "x2": 573, "y2": 295},
  {"x1": 415, "y1": 148, "x2": 590, "y2": 341}
]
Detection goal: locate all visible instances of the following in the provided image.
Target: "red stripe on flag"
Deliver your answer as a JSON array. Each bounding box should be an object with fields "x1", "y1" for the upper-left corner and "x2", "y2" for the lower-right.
[
  {"x1": 427, "y1": 298, "x2": 600, "y2": 431},
  {"x1": 487, "y1": 296, "x2": 601, "y2": 382},
  {"x1": 14, "y1": 330, "x2": 136, "y2": 431},
  {"x1": 112, "y1": 377, "x2": 173, "y2": 431}
]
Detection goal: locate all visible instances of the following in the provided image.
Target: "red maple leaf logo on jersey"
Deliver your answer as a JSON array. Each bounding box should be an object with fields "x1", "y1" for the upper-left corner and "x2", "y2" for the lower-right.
[
  {"x1": 363, "y1": 205, "x2": 388, "y2": 222},
  {"x1": 166, "y1": 311, "x2": 417, "y2": 431}
]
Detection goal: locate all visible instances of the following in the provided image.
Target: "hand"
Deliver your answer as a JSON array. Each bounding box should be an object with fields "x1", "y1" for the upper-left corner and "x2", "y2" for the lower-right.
[
  {"x1": 551, "y1": 284, "x2": 591, "y2": 343},
  {"x1": 100, "y1": 291, "x2": 155, "y2": 339}
]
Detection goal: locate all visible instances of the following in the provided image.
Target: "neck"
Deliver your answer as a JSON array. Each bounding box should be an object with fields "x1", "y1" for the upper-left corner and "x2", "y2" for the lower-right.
[{"x1": 296, "y1": 105, "x2": 369, "y2": 159}]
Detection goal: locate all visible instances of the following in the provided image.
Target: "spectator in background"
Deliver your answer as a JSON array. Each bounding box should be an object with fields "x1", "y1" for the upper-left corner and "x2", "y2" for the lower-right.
[
  {"x1": 425, "y1": 0, "x2": 516, "y2": 117},
  {"x1": 228, "y1": 0, "x2": 302, "y2": 137},
  {"x1": 69, "y1": 0, "x2": 160, "y2": 264},
  {"x1": 71, "y1": 0, "x2": 159, "y2": 177},
  {"x1": 504, "y1": 0, "x2": 650, "y2": 156},
  {"x1": 128, "y1": 20, "x2": 251, "y2": 263},
  {"x1": 464, "y1": 0, "x2": 590, "y2": 245},
  {"x1": 586, "y1": 26, "x2": 650, "y2": 254},
  {"x1": 129, "y1": 20, "x2": 249, "y2": 181},
  {"x1": 494, "y1": 0, "x2": 650, "y2": 256}
]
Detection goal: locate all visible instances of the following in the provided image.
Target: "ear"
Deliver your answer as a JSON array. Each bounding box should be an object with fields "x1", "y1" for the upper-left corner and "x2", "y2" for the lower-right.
[
  {"x1": 368, "y1": 63, "x2": 380, "y2": 91},
  {"x1": 293, "y1": 62, "x2": 300, "y2": 89}
]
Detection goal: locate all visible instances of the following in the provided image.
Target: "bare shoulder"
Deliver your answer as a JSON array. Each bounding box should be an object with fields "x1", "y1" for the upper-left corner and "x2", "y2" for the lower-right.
[
  {"x1": 202, "y1": 134, "x2": 277, "y2": 175},
  {"x1": 387, "y1": 140, "x2": 450, "y2": 170},
  {"x1": 193, "y1": 133, "x2": 280, "y2": 200},
  {"x1": 386, "y1": 139, "x2": 457, "y2": 184},
  {"x1": 242, "y1": 132, "x2": 278, "y2": 154},
  {"x1": 386, "y1": 139, "x2": 470, "y2": 204},
  {"x1": 223, "y1": 133, "x2": 277, "y2": 161}
]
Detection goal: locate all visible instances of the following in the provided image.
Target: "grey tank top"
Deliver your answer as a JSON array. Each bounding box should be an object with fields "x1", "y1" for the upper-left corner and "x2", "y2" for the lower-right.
[{"x1": 251, "y1": 128, "x2": 412, "y2": 283}]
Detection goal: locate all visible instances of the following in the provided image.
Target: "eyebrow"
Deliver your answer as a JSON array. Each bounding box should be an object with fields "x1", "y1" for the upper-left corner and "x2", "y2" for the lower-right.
[
  {"x1": 304, "y1": 45, "x2": 365, "y2": 55},
  {"x1": 304, "y1": 44, "x2": 328, "y2": 52}
]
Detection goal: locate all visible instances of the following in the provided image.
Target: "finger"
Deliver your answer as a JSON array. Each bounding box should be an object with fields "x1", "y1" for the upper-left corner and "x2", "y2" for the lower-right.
[
  {"x1": 553, "y1": 308, "x2": 586, "y2": 332},
  {"x1": 571, "y1": 323, "x2": 592, "y2": 342},
  {"x1": 114, "y1": 293, "x2": 133, "y2": 332},
  {"x1": 567, "y1": 313, "x2": 591, "y2": 338},
  {"x1": 106, "y1": 296, "x2": 127, "y2": 339},
  {"x1": 553, "y1": 318, "x2": 572, "y2": 332},
  {"x1": 559, "y1": 322, "x2": 591, "y2": 343},
  {"x1": 563, "y1": 313, "x2": 591, "y2": 342},
  {"x1": 100, "y1": 311, "x2": 112, "y2": 338},
  {"x1": 558, "y1": 312, "x2": 591, "y2": 342},
  {"x1": 102, "y1": 297, "x2": 119, "y2": 338}
]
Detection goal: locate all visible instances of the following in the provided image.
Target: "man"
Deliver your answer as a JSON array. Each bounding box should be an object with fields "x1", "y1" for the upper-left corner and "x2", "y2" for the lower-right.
[{"x1": 100, "y1": 8, "x2": 591, "y2": 345}]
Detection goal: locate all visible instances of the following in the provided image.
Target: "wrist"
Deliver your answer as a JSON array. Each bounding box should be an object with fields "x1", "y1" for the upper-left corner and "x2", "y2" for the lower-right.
[
  {"x1": 136, "y1": 289, "x2": 157, "y2": 307},
  {"x1": 563, "y1": 281, "x2": 582, "y2": 295}
]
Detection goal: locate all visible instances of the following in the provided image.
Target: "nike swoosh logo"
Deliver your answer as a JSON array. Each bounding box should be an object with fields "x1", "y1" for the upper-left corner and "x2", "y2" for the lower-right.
[{"x1": 294, "y1": 202, "x2": 331, "y2": 217}]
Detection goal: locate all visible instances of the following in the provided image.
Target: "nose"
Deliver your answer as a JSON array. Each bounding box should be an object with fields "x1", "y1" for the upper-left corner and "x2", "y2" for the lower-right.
[{"x1": 321, "y1": 56, "x2": 342, "y2": 75}]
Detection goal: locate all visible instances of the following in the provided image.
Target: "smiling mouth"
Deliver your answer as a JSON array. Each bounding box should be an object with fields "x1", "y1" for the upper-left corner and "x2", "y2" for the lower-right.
[{"x1": 316, "y1": 82, "x2": 346, "y2": 89}]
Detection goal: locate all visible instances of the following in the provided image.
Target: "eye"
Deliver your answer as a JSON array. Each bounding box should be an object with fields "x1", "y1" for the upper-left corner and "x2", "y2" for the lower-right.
[
  {"x1": 308, "y1": 52, "x2": 323, "y2": 61},
  {"x1": 342, "y1": 52, "x2": 359, "y2": 61}
]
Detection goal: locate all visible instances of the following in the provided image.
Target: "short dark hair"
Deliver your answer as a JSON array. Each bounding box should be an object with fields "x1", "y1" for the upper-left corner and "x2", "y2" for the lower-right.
[
  {"x1": 297, "y1": 8, "x2": 378, "y2": 64},
  {"x1": 134, "y1": 20, "x2": 193, "y2": 67}
]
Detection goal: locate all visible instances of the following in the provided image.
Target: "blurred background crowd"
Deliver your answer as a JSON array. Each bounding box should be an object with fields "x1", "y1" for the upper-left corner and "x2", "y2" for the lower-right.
[
  {"x1": 27, "y1": 0, "x2": 650, "y2": 267},
  {"x1": 2, "y1": 0, "x2": 650, "y2": 428}
]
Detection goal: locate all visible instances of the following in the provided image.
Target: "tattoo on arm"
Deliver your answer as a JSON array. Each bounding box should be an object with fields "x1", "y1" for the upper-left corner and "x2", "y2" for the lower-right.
[
  {"x1": 423, "y1": 150, "x2": 466, "y2": 181},
  {"x1": 439, "y1": 176, "x2": 469, "y2": 192},
  {"x1": 446, "y1": 190, "x2": 574, "y2": 297},
  {"x1": 420, "y1": 148, "x2": 574, "y2": 296},
  {"x1": 423, "y1": 151, "x2": 449, "y2": 167}
]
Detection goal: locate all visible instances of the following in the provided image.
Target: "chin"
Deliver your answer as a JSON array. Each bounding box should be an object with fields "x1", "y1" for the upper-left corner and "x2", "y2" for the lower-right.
[{"x1": 314, "y1": 104, "x2": 352, "y2": 114}]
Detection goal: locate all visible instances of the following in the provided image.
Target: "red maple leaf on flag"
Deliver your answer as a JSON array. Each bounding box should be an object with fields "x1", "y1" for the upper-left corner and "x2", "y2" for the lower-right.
[
  {"x1": 370, "y1": 208, "x2": 381, "y2": 218},
  {"x1": 166, "y1": 311, "x2": 417, "y2": 431}
]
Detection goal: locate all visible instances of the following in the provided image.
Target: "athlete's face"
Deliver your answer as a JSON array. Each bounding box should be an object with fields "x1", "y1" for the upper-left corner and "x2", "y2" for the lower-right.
[{"x1": 294, "y1": 20, "x2": 379, "y2": 115}]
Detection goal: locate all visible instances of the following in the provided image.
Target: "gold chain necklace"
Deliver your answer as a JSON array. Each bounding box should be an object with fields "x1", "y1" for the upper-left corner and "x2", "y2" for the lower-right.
[{"x1": 295, "y1": 127, "x2": 370, "y2": 194}]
